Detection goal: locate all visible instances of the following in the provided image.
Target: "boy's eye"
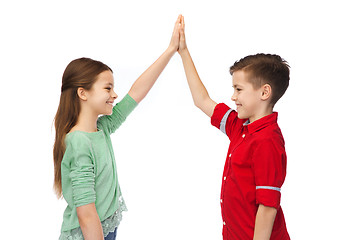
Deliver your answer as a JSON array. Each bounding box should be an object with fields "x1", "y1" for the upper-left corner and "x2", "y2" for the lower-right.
[
  {"x1": 106, "y1": 87, "x2": 111, "y2": 91},
  {"x1": 236, "y1": 88, "x2": 242, "y2": 92}
]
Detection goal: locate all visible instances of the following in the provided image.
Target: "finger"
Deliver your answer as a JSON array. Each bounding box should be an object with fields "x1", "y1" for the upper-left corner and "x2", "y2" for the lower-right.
[
  {"x1": 172, "y1": 15, "x2": 182, "y2": 33},
  {"x1": 180, "y1": 26, "x2": 185, "y2": 41},
  {"x1": 180, "y1": 16, "x2": 185, "y2": 35},
  {"x1": 176, "y1": 14, "x2": 182, "y2": 25}
]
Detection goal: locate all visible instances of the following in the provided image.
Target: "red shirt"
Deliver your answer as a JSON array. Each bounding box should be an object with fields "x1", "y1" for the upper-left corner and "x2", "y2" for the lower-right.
[{"x1": 211, "y1": 103, "x2": 290, "y2": 240}]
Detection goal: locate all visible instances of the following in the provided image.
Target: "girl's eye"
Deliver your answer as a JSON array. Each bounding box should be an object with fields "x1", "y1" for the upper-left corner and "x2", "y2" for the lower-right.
[
  {"x1": 236, "y1": 88, "x2": 242, "y2": 92},
  {"x1": 106, "y1": 87, "x2": 111, "y2": 91}
]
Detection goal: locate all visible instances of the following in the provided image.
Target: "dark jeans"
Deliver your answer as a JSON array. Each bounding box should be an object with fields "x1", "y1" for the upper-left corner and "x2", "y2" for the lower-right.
[{"x1": 104, "y1": 227, "x2": 117, "y2": 240}]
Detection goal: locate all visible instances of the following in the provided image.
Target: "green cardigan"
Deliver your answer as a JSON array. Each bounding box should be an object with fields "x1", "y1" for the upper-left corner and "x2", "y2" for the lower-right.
[{"x1": 60, "y1": 94, "x2": 137, "y2": 232}]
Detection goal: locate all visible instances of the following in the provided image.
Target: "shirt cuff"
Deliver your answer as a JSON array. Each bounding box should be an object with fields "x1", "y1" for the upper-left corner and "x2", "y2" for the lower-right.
[
  {"x1": 211, "y1": 103, "x2": 231, "y2": 129},
  {"x1": 256, "y1": 188, "x2": 281, "y2": 209}
]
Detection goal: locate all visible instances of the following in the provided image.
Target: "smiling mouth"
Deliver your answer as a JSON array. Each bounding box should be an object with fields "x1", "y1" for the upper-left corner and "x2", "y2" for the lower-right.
[{"x1": 106, "y1": 101, "x2": 114, "y2": 105}]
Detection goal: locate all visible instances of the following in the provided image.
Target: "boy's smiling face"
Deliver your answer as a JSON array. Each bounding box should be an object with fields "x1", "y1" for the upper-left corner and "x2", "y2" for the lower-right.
[{"x1": 231, "y1": 70, "x2": 266, "y2": 122}]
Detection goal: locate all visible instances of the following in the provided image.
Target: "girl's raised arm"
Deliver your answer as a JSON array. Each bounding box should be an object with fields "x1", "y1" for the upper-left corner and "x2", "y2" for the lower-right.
[{"x1": 128, "y1": 15, "x2": 182, "y2": 103}]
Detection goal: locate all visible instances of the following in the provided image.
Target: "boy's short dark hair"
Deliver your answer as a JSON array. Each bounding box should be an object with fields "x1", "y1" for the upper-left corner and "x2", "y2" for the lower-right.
[{"x1": 229, "y1": 53, "x2": 290, "y2": 106}]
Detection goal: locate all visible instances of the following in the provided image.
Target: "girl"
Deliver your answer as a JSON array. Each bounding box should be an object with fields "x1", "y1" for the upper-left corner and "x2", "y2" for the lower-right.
[{"x1": 53, "y1": 15, "x2": 183, "y2": 240}]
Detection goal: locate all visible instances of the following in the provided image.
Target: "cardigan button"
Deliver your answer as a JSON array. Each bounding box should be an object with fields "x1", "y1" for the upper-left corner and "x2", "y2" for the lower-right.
[{"x1": 242, "y1": 134, "x2": 246, "y2": 138}]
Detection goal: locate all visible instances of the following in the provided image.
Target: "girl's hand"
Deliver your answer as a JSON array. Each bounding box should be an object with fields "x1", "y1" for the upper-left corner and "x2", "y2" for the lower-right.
[
  {"x1": 168, "y1": 15, "x2": 182, "y2": 53},
  {"x1": 178, "y1": 15, "x2": 187, "y2": 55},
  {"x1": 128, "y1": 14, "x2": 183, "y2": 103}
]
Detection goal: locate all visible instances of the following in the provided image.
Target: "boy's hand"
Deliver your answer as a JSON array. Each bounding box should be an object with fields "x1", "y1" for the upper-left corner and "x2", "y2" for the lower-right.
[
  {"x1": 178, "y1": 15, "x2": 187, "y2": 55},
  {"x1": 168, "y1": 15, "x2": 182, "y2": 53}
]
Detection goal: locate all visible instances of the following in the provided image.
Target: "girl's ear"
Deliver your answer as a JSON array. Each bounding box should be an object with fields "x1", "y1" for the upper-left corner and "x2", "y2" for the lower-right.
[
  {"x1": 77, "y1": 87, "x2": 88, "y2": 101},
  {"x1": 261, "y1": 84, "x2": 272, "y2": 101}
]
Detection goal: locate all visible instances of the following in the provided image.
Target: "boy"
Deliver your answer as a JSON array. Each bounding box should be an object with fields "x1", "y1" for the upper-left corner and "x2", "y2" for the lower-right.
[{"x1": 177, "y1": 16, "x2": 290, "y2": 240}]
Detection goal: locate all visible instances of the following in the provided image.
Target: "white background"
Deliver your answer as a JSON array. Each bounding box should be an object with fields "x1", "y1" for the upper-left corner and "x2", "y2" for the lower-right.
[{"x1": 1, "y1": 0, "x2": 351, "y2": 239}]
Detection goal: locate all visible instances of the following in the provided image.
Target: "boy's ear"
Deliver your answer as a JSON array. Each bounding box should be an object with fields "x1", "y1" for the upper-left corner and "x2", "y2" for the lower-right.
[
  {"x1": 77, "y1": 87, "x2": 88, "y2": 101},
  {"x1": 261, "y1": 84, "x2": 272, "y2": 101}
]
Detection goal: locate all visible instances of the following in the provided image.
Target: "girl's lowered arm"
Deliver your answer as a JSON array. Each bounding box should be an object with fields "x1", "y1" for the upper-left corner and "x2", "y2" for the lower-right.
[
  {"x1": 178, "y1": 16, "x2": 217, "y2": 117},
  {"x1": 76, "y1": 203, "x2": 104, "y2": 240},
  {"x1": 128, "y1": 15, "x2": 182, "y2": 103}
]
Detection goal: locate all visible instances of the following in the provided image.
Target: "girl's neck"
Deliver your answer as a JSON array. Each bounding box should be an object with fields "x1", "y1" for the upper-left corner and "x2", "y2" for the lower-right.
[{"x1": 70, "y1": 108, "x2": 99, "y2": 133}]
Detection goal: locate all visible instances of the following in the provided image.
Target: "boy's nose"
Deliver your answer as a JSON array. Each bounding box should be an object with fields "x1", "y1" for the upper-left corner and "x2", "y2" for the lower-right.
[{"x1": 231, "y1": 93, "x2": 237, "y2": 101}]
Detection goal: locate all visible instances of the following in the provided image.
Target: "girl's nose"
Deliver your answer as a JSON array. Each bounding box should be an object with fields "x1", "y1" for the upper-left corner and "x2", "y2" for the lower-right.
[{"x1": 112, "y1": 89, "x2": 118, "y2": 99}]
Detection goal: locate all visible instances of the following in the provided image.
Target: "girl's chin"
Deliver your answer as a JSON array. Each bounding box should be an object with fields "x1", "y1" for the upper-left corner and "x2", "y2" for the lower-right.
[
  {"x1": 105, "y1": 110, "x2": 113, "y2": 115},
  {"x1": 101, "y1": 109, "x2": 113, "y2": 116},
  {"x1": 104, "y1": 104, "x2": 113, "y2": 115}
]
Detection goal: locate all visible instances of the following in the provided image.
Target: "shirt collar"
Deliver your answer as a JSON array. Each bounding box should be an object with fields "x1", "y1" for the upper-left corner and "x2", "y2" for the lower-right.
[{"x1": 243, "y1": 112, "x2": 278, "y2": 134}]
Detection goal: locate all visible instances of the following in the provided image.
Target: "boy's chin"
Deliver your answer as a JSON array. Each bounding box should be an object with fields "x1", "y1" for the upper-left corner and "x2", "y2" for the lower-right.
[{"x1": 237, "y1": 112, "x2": 249, "y2": 120}]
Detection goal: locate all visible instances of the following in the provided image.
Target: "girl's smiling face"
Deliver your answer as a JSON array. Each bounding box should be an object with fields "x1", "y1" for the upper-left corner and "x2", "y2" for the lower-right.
[{"x1": 86, "y1": 70, "x2": 118, "y2": 116}]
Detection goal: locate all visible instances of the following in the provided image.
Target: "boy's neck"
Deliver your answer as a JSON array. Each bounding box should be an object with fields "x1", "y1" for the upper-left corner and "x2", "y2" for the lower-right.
[{"x1": 248, "y1": 107, "x2": 273, "y2": 123}]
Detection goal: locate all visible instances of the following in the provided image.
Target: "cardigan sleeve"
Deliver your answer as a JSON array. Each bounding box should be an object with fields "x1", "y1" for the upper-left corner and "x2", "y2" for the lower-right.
[
  {"x1": 65, "y1": 133, "x2": 96, "y2": 207},
  {"x1": 97, "y1": 94, "x2": 138, "y2": 135}
]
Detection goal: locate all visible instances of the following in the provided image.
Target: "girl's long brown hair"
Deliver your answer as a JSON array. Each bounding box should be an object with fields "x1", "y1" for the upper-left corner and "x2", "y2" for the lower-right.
[{"x1": 53, "y1": 57, "x2": 112, "y2": 198}]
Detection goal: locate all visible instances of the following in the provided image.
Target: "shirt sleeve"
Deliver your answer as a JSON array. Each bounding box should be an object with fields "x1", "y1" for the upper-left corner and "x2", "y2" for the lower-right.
[
  {"x1": 66, "y1": 133, "x2": 96, "y2": 207},
  {"x1": 210, "y1": 103, "x2": 245, "y2": 139},
  {"x1": 252, "y1": 138, "x2": 287, "y2": 209},
  {"x1": 97, "y1": 94, "x2": 138, "y2": 135}
]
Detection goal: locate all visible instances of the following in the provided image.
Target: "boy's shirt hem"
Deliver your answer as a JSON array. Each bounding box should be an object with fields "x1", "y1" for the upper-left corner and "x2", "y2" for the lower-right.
[{"x1": 211, "y1": 103, "x2": 290, "y2": 240}]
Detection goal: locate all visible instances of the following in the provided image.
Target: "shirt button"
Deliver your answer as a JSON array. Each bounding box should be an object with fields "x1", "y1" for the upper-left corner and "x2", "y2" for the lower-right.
[
  {"x1": 242, "y1": 134, "x2": 246, "y2": 138},
  {"x1": 224, "y1": 176, "x2": 227, "y2": 180},
  {"x1": 229, "y1": 154, "x2": 232, "y2": 158},
  {"x1": 220, "y1": 199, "x2": 223, "y2": 203},
  {"x1": 223, "y1": 221, "x2": 226, "y2": 225}
]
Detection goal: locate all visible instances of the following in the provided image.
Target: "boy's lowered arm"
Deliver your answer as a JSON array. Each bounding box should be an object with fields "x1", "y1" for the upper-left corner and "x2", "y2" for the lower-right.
[{"x1": 178, "y1": 17, "x2": 217, "y2": 118}]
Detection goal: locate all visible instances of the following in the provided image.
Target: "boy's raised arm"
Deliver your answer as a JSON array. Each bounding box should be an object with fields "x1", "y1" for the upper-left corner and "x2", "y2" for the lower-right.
[{"x1": 178, "y1": 16, "x2": 217, "y2": 118}]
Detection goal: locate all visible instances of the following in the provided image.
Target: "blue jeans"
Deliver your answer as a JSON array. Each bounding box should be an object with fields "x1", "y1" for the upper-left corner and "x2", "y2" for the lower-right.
[{"x1": 104, "y1": 227, "x2": 117, "y2": 240}]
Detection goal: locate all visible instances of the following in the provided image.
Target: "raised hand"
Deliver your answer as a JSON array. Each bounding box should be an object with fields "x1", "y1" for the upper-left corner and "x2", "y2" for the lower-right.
[
  {"x1": 177, "y1": 15, "x2": 217, "y2": 117},
  {"x1": 178, "y1": 15, "x2": 187, "y2": 54},
  {"x1": 128, "y1": 15, "x2": 184, "y2": 103},
  {"x1": 168, "y1": 15, "x2": 183, "y2": 53}
]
